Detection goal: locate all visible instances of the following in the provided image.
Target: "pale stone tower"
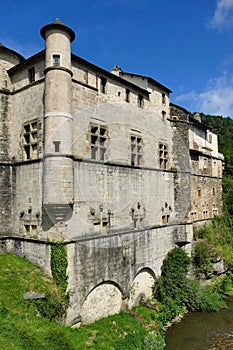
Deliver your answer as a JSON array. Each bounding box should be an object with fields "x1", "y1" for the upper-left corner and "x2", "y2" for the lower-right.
[{"x1": 40, "y1": 19, "x2": 75, "y2": 227}]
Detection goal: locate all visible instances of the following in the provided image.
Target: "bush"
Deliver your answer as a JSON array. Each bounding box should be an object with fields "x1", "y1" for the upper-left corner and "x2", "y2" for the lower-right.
[
  {"x1": 193, "y1": 241, "x2": 213, "y2": 277},
  {"x1": 142, "y1": 332, "x2": 166, "y2": 350},
  {"x1": 154, "y1": 247, "x2": 226, "y2": 325}
]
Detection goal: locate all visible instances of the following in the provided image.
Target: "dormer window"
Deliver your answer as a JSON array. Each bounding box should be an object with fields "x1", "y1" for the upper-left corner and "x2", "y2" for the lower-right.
[{"x1": 53, "y1": 54, "x2": 60, "y2": 67}]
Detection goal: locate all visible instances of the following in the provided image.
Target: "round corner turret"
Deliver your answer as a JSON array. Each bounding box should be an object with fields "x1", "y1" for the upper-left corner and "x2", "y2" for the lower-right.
[{"x1": 40, "y1": 18, "x2": 76, "y2": 43}]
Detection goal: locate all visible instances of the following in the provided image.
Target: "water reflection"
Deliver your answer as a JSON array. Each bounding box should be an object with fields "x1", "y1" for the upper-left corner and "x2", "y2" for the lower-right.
[{"x1": 165, "y1": 297, "x2": 233, "y2": 350}]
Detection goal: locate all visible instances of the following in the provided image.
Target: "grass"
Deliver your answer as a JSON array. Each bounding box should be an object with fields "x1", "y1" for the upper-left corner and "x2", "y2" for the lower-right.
[{"x1": 0, "y1": 253, "x2": 163, "y2": 350}]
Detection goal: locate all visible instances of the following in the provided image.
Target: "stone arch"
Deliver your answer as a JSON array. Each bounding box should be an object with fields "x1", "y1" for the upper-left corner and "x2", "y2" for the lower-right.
[
  {"x1": 80, "y1": 281, "x2": 123, "y2": 324},
  {"x1": 128, "y1": 267, "x2": 156, "y2": 309}
]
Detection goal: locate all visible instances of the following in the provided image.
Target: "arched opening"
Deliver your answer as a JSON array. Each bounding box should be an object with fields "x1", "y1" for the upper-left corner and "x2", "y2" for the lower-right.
[
  {"x1": 80, "y1": 281, "x2": 122, "y2": 324},
  {"x1": 128, "y1": 267, "x2": 156, "y2": 309}
]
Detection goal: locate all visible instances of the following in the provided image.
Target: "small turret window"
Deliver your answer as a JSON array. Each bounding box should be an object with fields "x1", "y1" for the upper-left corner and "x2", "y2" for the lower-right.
[{"x1": 53, "y1": 54, "x2": 60, "y2": 67}]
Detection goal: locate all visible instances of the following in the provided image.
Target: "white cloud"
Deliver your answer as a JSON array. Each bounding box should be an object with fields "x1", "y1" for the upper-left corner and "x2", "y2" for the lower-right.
[
  {"x1": 175, "y1": 72, "x2": 233, "y2": 117},
  {"x1": 209, "y1": 0, "x2": 233, "y2": 29}
]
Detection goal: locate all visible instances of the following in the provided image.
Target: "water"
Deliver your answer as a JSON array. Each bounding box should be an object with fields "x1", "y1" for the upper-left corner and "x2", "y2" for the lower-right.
[{"x1": 165, "y1": 297, "x2": 233, "y2": 350}]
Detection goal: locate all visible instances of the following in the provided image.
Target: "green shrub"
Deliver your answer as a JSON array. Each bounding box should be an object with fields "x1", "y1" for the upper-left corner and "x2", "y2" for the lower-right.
[
  {"x1": 197, "y1": 287, "x2": 226, "y2": 311},
  {"x1": 193, "y1": 241, "x2": 213, "y2": 277},
  {"x1": 142, "y1": 332, "x2": 166, "y2": 350}
]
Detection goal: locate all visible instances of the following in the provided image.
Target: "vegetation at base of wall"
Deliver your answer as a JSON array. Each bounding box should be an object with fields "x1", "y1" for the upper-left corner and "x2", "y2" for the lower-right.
[
  {"x1": 0, "y1": 253, "x2": 166, "y2": 350},
  {"x1": 153, "y1": 247, "x2": 227, "y2": 326},
  {"x1": 51, "y1": 241, "x2": 68, "y2": 292}
]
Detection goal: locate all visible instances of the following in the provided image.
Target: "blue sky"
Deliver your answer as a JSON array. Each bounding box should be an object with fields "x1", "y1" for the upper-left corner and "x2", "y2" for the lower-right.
[{"x1": 1, "y1": 0, "x2": 233, "y2": 117}]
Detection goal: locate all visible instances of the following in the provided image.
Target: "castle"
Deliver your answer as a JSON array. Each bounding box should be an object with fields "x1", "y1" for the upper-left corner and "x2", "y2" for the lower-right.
[{"x1": 0, "y1": 19, "x2": 223, "y2": 325}]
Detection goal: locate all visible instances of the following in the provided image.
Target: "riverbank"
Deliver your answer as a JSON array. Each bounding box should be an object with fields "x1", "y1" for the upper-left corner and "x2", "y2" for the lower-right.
[{"x1": 165, "y1": 295, "x2": 233, "y2": 350}]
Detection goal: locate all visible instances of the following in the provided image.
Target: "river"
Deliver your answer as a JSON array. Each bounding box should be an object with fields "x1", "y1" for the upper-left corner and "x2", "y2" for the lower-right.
[{"x1": 165, "y1": 296, "x2": 233, "y2": 350}]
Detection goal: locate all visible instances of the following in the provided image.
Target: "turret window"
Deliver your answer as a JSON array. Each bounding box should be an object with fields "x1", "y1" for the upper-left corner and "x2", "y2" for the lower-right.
[{"x1": 53, "y1": 54, "x2": 60, "y2": 67}]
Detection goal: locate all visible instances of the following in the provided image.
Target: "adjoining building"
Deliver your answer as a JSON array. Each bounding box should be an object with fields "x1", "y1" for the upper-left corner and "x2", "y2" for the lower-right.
[{"x1": 0, "y1": 19, "x2": 223, "y2": 325}]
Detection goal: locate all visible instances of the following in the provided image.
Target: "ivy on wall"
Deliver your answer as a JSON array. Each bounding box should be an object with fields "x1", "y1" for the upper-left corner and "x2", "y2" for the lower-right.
[{"x1": 51, "y1": 242, "x2": 68, "y2": 292}]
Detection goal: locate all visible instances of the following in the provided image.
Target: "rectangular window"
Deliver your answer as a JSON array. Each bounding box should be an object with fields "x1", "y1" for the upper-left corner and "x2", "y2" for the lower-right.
[
  {"x1": 158, "y1": 143, "x2": 168, "y2": 169},
  {"x1": 203, "y1": 157, "x2": 208, "y2": 169},
  {"x1": 162, "y1": 93, "x2": 165, "y2": 104},
  {"x1": 53, "y1": 141, "x2": 60, "y2": 153},
  {"x1": 53, "y1": 54, "x2": 60, "y2": 67},
  {"x1": 131, "y1": 135, "x2": 142, "y2": 166},
  {"x1": 28, "y1": 67, "x2": 35, "y2": 83},
  {"x1": 100, "y1": 76, "x2": 107, "y2": 94},
  {"x1": 22, "y1": 120, "x2": 39, "y2": 160},
  {"x1": 90, "y1": 124, "x2": 107, "y2": 161},
  {"x1": 138, "y1": 94, "x2": 144, "y2": 108},
  {"x1": 126, "y1": 89, "x2": 130, "y2": 102},
  {"x1": 162, "y1": 214, "x2": 170, "y2": 225},
  {"x1": 162, "y1": 111, "x2": 166, "y2": 122}
]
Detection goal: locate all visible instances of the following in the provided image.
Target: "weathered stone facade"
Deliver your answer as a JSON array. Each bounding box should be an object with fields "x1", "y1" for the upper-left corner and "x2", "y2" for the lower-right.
[{"x1": 0, "y1": 19, "x2": 223, "y2": 325}]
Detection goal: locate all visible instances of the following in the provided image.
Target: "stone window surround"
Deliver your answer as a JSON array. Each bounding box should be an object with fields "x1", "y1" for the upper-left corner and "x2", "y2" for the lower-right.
[
  {"x1": 158, "y1": 142, "x2": 168, "y2": 170},
  {"x1": 89, "y1": 123, "x2": 108, "y2": 161},
  {"x1": 131, "y1": 134, "x2": 143, "y2": 166},
  {"x1": 22, "y1": 119, "x2": 40, "y2": 160}
]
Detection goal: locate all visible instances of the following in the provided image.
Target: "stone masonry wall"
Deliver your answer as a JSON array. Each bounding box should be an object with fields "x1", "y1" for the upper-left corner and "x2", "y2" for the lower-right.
[
  {"x1": 66, "y1": 224, "x2": 187, "y2": 325},
  {"x1": 0, "y1": 92, "x2": 12, "y2": 236}
]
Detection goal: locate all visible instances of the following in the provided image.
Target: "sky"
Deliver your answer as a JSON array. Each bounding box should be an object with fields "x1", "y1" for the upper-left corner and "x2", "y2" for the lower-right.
[{"x1": 1, "y1": 0, "x2": 233, "y2": 117}]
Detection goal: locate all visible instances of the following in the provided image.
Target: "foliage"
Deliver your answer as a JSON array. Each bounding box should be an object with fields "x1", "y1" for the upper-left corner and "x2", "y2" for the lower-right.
[
  {"x1": 154, "y1": 247, "x2": 226, "y2": 326},
  {"x1": 51, "y1": 242, "x2": 68, "y2": 292},
  {"x1": 142, "y1": 332, "x2": 166, "y2": 350},
  {"x1": 193, "y1": 208, "x2": 233, "y2": 267},
  {"x1": 193, "y1": 241, "x2": 215, "y2": 277},
  {"x1": 0, "y1": 253, "x2": 166, "y2": 350}
]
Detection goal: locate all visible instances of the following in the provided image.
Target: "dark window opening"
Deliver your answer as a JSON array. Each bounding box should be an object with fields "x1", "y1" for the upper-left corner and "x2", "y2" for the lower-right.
[
  {"x1": 162, "y1": 214, "x2": 170, "y2": 225},
  {"x1": 53, "y1": 54, "x2": 60, "y2": 67},
  {"x1": 138, "y1": 94, "x2": 144, "y2": 108},
  {"x1": 126, "y1": 89, "x2": 130, "y2": 102},
  {"x1": 28, "y1": 67, "x2": 35, "y2": 83},
  {"x1": 100, "y1": 77, "x2": 107, "y2": 93},
  {"x1": 162, "y1": 93, "x2": 165, "y2": 104},
  {"x1": 53, "y1": 141, "x2": 61, "y2": 153}
]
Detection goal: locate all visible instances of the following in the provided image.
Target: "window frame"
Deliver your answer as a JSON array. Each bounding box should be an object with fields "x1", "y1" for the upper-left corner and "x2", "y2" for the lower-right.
[
  {"x1": 22, "y1": 120, "x2": 40, "y2": 160},
  {"x1": 28, "y1": 67, "x2": 35, "y2": 83},
  {"x1": 90, "y1": 124, "x2": 108, "y2": 161},
  {"x1": 131, "y1": 134, "x2": 143, "y2": 167},
  {"x1": 100, "y1": 76, "x2": 107, "y2": 94},
  {"x1": 158, "y1": 142, "x2": 168, "y2": 169}
]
